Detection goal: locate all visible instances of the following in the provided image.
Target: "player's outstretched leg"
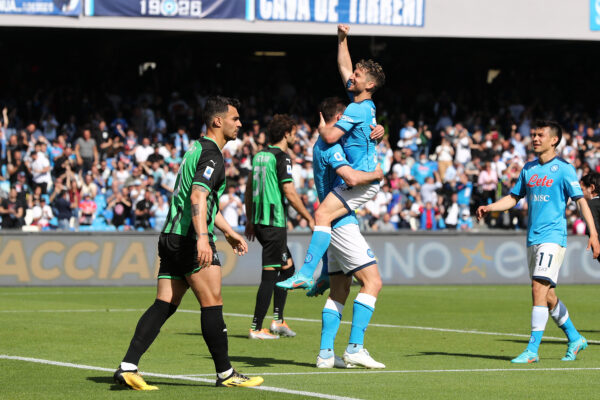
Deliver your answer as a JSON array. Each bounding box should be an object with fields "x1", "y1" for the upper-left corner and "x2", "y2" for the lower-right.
[
  {"x1": 271, "y1": 264, "x2": 297, "y2": 337},
  {"x1": 317, "y1": 298, "x2": 347, "y2": 368},
  {"x1": 249, "y1": 269, "x2": 279, "y2": 339},
  {"x1": 512, "y1": 305, "x2": 547, "y2": 363},
  {"x1": 550, "y1": 299, "x2": 588, "y2": 361},
  {"x1": 114, "y1": 298, "x2": 178, "y2": 390},
  {"x1": 307, "y1": 254, "x2": 330, "y2": 298}
]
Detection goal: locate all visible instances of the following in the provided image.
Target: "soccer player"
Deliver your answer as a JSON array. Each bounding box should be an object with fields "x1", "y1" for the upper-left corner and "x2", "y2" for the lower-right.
[
  {"x1": 477, "y1": 120, "x2": 600, "y2": 363},
  {"x1": 278, "y1": 24, "x2": 385, "y2": 290},
  {"x1": 309, "y1": 97, "x2": 385, "y2": 368},
  {"x1": 113, "y1": 96, "x2": 263, "y2": 390},
  {"x1": 581, "y1": 171, "x2": 600, "y2": 263},
  {"x1": 245, "y1": 114, "x2": 315, "y2": 339}
]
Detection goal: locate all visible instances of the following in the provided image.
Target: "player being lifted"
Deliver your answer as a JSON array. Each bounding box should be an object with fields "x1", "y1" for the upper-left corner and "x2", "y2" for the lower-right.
[
  {"x1": 113, "y1": 96, "x2": 263, "y2": 389},
  {"x1": 477, "y1": 121, "x2": 600, "y2": 363},
  {"x1": 309, "y1": 97, "x2": 385, "y2": 368},
  {"x1": 278, "y1": 24, "x2": 385, "y2": 290},
  {"x1": 245, "y1": 114, "x2": 315, "y2": 339}
]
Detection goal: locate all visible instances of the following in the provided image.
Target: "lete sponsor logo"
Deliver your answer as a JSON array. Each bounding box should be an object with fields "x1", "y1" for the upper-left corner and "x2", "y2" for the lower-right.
[{"x1": 527, "y1": 174, "x2": 553, "y2": 187}]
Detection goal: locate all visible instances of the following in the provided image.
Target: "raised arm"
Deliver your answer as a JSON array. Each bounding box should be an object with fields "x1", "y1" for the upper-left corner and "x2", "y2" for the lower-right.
[
  {"x1": 576, "y1": 197, "x2": 600, "y2": 259},
  {"x1": 337, "y1": 164, "x2": 383, "y2": 187},
  {"x1": 337, "y1": 24, "x2": 353, "y2": 86}
]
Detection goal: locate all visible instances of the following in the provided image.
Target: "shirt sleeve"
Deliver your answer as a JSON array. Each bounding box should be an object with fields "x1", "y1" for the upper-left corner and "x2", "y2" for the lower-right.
[
  {"x1": 334, "y1": 103, "x2": 363, "y2": 134},
  {"x1": 276, "y1": 152, "x2": 293, "y2": 184},
  {"x1": 192, "y1": 147, "x2": 223, "y2": 193},
  {"x1": 564, "y1": 164, "x2": 583, "y2": 200},
  {"x1": 510, "y1": 166, "x2": 527, "y2": 198},
  {"x1": 327, "y1": 144, "x2": 351, "y2": 170}
]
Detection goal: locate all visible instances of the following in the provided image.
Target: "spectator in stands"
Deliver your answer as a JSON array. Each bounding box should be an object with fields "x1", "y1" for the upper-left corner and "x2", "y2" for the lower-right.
[
  {"x1": 79, "y1": 193, "x2": 97, "y2": 226},
  {"x1": 107, "y1": 188, "x2": 132, "y2": 229},
  {"x1": 457, "y1": 209, "x2": 474, "y2": 231},
  {"x1": 435, "y1": 137, "x2": 454, "y2": 181},
  {"x1": 51, "y1": 186, "x2": 72, "y2": 230},
  {"x1": 29, "y1": 149, "x2": 52, "y2": 194},
  {"x1": 374, "y1": 212, "x2": 396, "y2": 232},
  {"x1": 151, "y1": 193, "x2": 168, "y2": 231},
  {"x1": 75, "y1": 128, "x2": 98, "y2": 173},
  {"x1": 411, "y1": 152, "x2": 436, "y2": 185},
  {"x1": 219, "y1": 184, "x2": 243, "y2": 229},
  {"x1": 134, "y1": 189, "x2": 154, "y2": 230},
  {"x1": 478, "y1": 161, "x2": 498, "y2": 204},
  {"x1": 419, "y1": 201, "x2": 438, "y2": 230},
  {"x1": 0, "y1": 187, "x2": 25, "y2": 229},
  {"x1": 444, "y1": 193, "x2": 460, "y2": 230}
]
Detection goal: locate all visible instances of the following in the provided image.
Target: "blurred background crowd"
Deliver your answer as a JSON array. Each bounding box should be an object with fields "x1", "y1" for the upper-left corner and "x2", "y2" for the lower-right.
[{"x1": 1, "y1": 32, "x2": 599, "y2": 233}]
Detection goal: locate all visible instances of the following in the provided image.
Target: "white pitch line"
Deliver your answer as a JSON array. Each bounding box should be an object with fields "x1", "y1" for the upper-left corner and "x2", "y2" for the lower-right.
[
  {"x1": 2, "y1": 308, "x2": 599, "y2": 345},
  {"x1": 0, "y1": 355, "x2": 362, "y2": 400},
  {"x1": 182, "y1": 366, "x2": 600, "y2": 377},
  {"x1": 0, "y1": 290, "x2": 151, "y2": 296}
]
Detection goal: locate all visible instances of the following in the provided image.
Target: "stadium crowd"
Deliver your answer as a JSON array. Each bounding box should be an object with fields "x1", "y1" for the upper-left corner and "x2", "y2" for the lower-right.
[{"x1": 0, "y1": 90, "x2": 599, "y2": 233}]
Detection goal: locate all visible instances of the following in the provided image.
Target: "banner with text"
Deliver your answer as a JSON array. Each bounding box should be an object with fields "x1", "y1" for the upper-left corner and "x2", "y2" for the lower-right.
[
  {"x1": 592, "y1": 0, "x2": 600, "y2": 31},
  {"x1": 0, "y1": 0, "x2": 80, "y2": 15},
  {"x1": 86, "y1": 0, "x2": 245, "y2": 19},
  {"x1": 255, "y1": 0, "x2": 424, "y2": 26},
  {"x1": 1, "y1": 233, "x2": 600, "y2": 286}
]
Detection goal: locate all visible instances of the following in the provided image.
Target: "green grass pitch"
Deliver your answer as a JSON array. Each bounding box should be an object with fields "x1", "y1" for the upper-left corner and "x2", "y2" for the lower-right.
[{"x1": 1, "y1": 285, "x2": 599, "y2": 399}]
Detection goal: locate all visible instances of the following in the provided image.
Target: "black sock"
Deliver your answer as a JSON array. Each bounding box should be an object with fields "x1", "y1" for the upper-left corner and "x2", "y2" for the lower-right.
[
  {"x1": 201, "y1": 305, "x2": 232, "y2": 374},
  {"x1": 123, "y1": 299, "x2": 178, "y2": 365},
  {"x1": 274, "y1": 265, "x2": 294, "y2": 321},
  {"x1": 251, "y1": 269, "x2": 278, "y2": 330}
]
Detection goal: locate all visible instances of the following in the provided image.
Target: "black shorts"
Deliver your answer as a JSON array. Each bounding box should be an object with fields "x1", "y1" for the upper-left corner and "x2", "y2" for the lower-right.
[
  {"x1": 157, "y1": 233, "x2": 221, "y2": 280},
  {"x1": 254, "y1": 224, "x2": 291, "y2": 268}
]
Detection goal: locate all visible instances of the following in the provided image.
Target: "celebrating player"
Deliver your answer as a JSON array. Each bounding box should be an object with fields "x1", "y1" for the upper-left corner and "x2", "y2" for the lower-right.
[
  {"x1": 308, "y1": 97, "x2": 385, "y2": 368},
  {"x1": 113, "y1": 96, "x2": 263, "y2": 389},
  {"x1": 477, "y1": 120, "x2": 600, "y2": 363},
  {"x1": 278, "y1": 24, "x2": 385, "y2": 290},
  {"x1": 245, "y1": 114, "x2": 315, "y2": 339}
]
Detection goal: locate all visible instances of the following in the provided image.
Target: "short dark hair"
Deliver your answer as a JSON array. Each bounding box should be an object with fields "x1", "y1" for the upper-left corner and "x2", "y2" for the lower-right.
[
  {"x1": 356, "y1": 59, "x2": 385, "y2": 92},
  {"x1": 319, "y1": 97, "x2": 346, "y2": 124},
  {"x1": 202, "y1": 96, "x2": 241, "y2": 127},
  {"x1": 267, "y1": 114, "x2": 296, "y2": 144},
  {"x1": 534, "y1": 120, "x2": 563, "y2": 148},
  {"x1": 581, "y1": 172, "x2": 600, "y2": 196}
]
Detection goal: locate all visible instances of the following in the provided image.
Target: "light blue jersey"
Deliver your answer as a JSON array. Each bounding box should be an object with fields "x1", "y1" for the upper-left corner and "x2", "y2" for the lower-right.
[
  {"x1": 333, "y1": 90, "x2": 378, "y2": 173},
  {"x1": 511, "y1": 157, "x2": 583, "y2": 247},
  {"x1": 313, "y1": 137, "x2": 358, "y2": 229}
]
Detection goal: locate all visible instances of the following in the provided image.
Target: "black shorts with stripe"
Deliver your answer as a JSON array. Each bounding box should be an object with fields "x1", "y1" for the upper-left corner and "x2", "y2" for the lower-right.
[
  {"x1": 157, "y1": 232, "x2": 221, "y2": 280},
  {"x1": 254, "y1": 224, "x2": 291, "y2": 268}
]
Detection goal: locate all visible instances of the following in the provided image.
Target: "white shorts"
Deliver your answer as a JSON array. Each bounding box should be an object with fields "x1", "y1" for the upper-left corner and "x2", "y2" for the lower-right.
[
  {"x1": 327, "y1": 223, "x2": 377, "y2": 276},
  {"x1": 332, "y1": 182, "x2": 380, "y2": 211},
  {"x1": 527, "y1": 243, "x2": 566, "y2": 287}
]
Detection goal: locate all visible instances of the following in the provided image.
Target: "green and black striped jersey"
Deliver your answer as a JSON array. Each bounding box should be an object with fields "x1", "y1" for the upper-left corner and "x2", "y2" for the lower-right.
[
  {"x1": 251, "y1": 145, "x2": 293, "y2": 228},
  {"x1": 162, "y1": 137, "x2": 226, "y2": 242}
]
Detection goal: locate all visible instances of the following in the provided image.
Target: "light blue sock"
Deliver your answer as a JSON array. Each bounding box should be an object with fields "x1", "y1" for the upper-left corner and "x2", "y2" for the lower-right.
[
  {"x1": 526, "y1": 331, "x2": 544, "y2": 354},
  {"x1": 299, "y1": 227, "x2": 331, "y2": 278},
  {"x1": 550, "y1": 300, "x2": 581, "y2": 342},
  {"x1": 347, "y1": 293, "x2": 376, "y2": 353},
  {"x1": 320, "y1": 299, "x2": 343, "y2": 355},
  {"x1": 526, "y1": 306, "x2": 548, "y2": 354}
]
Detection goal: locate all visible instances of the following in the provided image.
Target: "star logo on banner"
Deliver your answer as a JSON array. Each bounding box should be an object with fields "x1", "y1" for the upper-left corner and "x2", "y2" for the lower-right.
[{"x1": 461, "y1": 240, "x2": 492, "y2": 278}]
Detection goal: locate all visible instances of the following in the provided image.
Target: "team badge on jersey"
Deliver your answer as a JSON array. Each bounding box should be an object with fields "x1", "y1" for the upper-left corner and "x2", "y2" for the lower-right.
[
  {"x1": 340, "y1": 115, "x2": 354, "y2": 123},
  {"x1": 334, "y1": 152, "x2": 344, "y2": 161},
  {"x1": 287, "y1": 164, "x2": 292, "y2": 174},
  {"x1": 367, "y1": 249, "x2": 375, "y2": 258},
  {"x1": 551, "y1": 164, "x2": 559, "y2": 172},
  {"x1": 203, "y1": 166, "x2": 214, "y2": 179}
]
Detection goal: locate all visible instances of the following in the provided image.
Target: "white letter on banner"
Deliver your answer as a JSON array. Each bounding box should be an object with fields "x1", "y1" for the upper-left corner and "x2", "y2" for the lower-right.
[
  {"x1": 403, "y1": 0, "x2": 415, "y2": 25},
  {"x1": 417, "y1": 242, "x2": 451, "y2": 279},
  {"x1": 392, "y1": 0, "x2": 402, "y2": 25},
  {"x1": 259, "y1": 0, "x2": 273, "y2": 19},
  {"x1": 297, "y1": 0, "x2": 310, "y2": 20},
  {"x1": 384, "y1": 242, "x2": 414, "y2": 279},
  {"x1": 358, "y1": 0, "x2": 367, "y2": 23},
  {"x1": 415, "y1": 0, "x2": 423, "y2": 26},
  {"x1": 285, "y1": 0, "x2": 297, "y2": 20},
  {"x1": 380, "y1": 0, "x2": 392, "y2": 24},
  {"x1": 314, "y1": 0, "x2": 327, "y2": 21},
  {"x1": 367, "y1": 0, "x2": 379, "y2": 24},
  {"x1": 581, "y1": 246, "x2": 600, "y2": 278},
  {"x1": 495, "y1": 242, "x2": 526, "y2": 279},
  {"x1": 327, "y1": 0, "x2": 338, "y2": 22},
  {"x1": 273, "y1": 0, "x2": 285, "y2": 19},
  {"x1": 349, "y1": 0, "x2": 358, "y2": 22}
]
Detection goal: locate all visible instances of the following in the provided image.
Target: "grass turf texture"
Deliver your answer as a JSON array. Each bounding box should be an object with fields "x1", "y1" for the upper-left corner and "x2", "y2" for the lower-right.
[{"x1": 1, "y1": 285, "x2": 600, "y2": 399}]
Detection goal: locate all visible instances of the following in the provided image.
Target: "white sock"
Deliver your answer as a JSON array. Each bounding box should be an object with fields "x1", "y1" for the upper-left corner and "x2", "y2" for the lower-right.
[
  {"x1": 217, "y1": 367, "x2": 234, "y2": 379},
  {"x1": 324, "y1": 298, "x2": 344, "y2": 314},
  {"x1": 120, "y1": 362, "x2": 137, "y2": 372},
  {"x1": 531, "y1": 306, "x2": 549, "y2": 331},
  {"x1": 355, "y1": 293, "x2": 377, "y2": 309}
]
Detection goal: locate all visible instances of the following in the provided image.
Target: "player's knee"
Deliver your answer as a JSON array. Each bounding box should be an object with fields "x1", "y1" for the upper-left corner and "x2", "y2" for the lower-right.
[{"x1": 315, "y1": 208, "x2": 331, "y2": 225}]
